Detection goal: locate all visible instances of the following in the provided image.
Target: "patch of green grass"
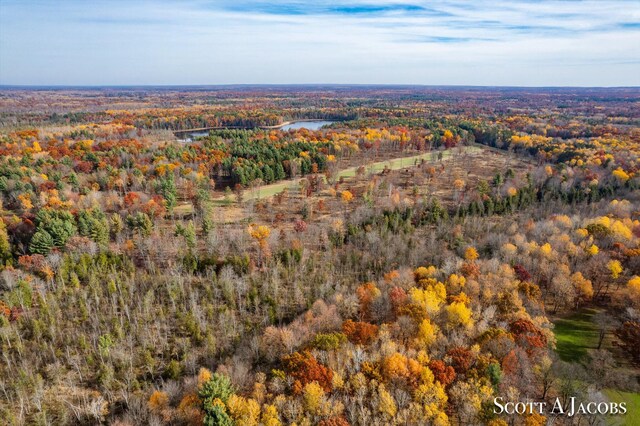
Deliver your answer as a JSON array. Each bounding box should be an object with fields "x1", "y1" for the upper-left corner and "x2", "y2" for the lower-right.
[
  {"x1": 245, "y1": 182, "x2": 299, "y2": 200},
  {"x1": 172, "y1": 203, "x2": 194, "y2": 216},
  {"x1": 335, "y1": 147, "x2": 479, "y2": 179},
  {"x1": 240, "y1": 146, "x2": 480, "y2": 201},
  {"x1": 554, "y1": 311, "x2": 640, "y2": 424},
  {"x1": 335, "y1": 153, "x2": 432, "y2": 179},
  {"x1": 603, "y1": 389, "x2": 640, "y2": 426},
  {"x1": 553, "y1": 308, "x2": 600, "y2": 362}
]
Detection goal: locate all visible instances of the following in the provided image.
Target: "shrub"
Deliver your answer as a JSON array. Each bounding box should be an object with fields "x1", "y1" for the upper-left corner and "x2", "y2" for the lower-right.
[{"x1": 309, "y1": 332, "x2": 347, "y2": 351}]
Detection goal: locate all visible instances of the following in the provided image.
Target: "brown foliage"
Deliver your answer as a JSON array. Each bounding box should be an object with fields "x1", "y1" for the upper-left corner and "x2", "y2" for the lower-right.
[
  {"x1": 282, "y1": 351, "x2": 333, "y2": 392},
  {"x1": 356, "y1": 282, "x2": 379, "y2": 320},
  {"x1": 513, "y1": 264, "x2": 532, "y2": 282},
  {"x1": 396, "y1": 303, "x2": 427, "y2": 321},
  {"x1": 342, "y1": 320, "x2": 379, "y2": 345},
  {"x1": 123, "y1": 192, "x2": 141, "y2": 208},
  {"x1": 509, "y1": 319, "x2": 548, "y2": 353},
  {"x1": 0, "y1": 300, "x2": 11, "y2": 320},
  {"x1": 428, "y1": 360, "x2": 456, "y2": 387},
  {"x1": 446, "y1": 347, "x2": 475, "y2": 374},
  {"x1": 389, "y1": 286, "x2": 407, "y2": 312},
  {"x1": 614, "y1": 321, "x2": 640, "y2": 366},
  {"x1": 318, "y1": 416, "x2": 350, "y2": 426},
  {"x1": 18, "y1": 254, "x2": 47, "y2": 272},
  {"x1": 460, "y1": 261, "x2": 480, "y2": 278}
]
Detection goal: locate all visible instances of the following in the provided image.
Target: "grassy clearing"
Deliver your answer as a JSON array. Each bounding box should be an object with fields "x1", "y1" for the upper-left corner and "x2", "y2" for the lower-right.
[
  {"x1": 604, "y1": 389, "x2": 640, "y2": 425},
  {"x1": 237, "y1": 146, "x2": 480, "y2": 201},
  {"x1": 553, "y1": 308, "x2": 601, "y2": 362},
  {"x1": 173, "y1": 203, "x2": 195, "y2": 216},
  {"x1": 334, "y1": 146, "x2": 480, "y2": 179},
  {"x1": 553, "y1": 310, "x2": 640, "y2": 424}
]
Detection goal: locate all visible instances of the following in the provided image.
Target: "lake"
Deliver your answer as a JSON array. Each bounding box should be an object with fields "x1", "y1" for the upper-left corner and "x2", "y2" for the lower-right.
[
  {"x1": 177, "y1": 120, "x2": 336, "y2": 142},
  {"x1": 279, "y1": 120, "x2": 335, "y2": 131}
]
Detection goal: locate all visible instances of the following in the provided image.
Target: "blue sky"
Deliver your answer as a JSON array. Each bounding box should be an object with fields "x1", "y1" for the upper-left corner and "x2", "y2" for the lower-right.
[{"x1": 0, "y1": 0, "x2": 639, "y2": 86}]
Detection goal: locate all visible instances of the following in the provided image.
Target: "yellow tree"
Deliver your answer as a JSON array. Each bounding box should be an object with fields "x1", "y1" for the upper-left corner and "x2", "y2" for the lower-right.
[
  {"x1": 198, "y1": 368, "x2": 213, "y2": 387},
  {"x1": 415, "y1": 365, "x2": 448, "y2": 409},
  {"x1": 340, "y1": 190, "x2": 354, "y2": 217},
  {"x1": 18, "y1": 193, "x2": 33, "y2": 211},
  {"x1": 464, "y1": 246, "x2": 478, "y2": 261},
  {"x1": 445, "y1": 301, "x2": 473, "y2": 328},
  {"x1": 261, "y1": 404, "x2": 281, "y2": 426},
  {"x1": 607, "y1": 260, "x2": 623, "y2": 279},
  {"x1": 148, "y1": 390, "x2": 169, "y2": 413},
  {"x1": 378, "y1": 384, "x2": 397, "y2": 418},
  {"x1": 612, "y1": 168, "x2": 629, "y2": 184},
  {"x1": 410, "y1": 285, "x2": 446, "y2": 315},
  {"x1": 571, "y1": 272, "x2": 593, "y2": 307},
  {"x1": 249, "y1": 224, "x2": 271, "y2": 264},
  {"x1": 227, "y1": 394, "x2": 260, "y2": 426},
  {"x1": 585, "y1": 244, "x2": 599, "y2": 256},
  {"x1": 627, "y1": 276, "x2": 640, "y2": 307},
  {"x1": 0, "y1": 219, "x2": 10, "y2": 267},
  {"x1": 302, "y1": 381, "x2": 326, "y2": 415},
  {"x1": 340, "y1": 190, "x2": 353, "y2": 204},
  {"x1": 416, "y1": 318, "x2": 439, "y2": 348}
]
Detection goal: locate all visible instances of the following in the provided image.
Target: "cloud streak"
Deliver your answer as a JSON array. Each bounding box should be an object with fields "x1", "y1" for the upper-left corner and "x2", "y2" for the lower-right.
[{"x1": 217, "y1": 2, "x2": 441, "y2": 16}]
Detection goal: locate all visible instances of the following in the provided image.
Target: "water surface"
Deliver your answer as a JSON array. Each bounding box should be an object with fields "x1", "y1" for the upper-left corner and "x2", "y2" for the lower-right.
[
  {"x1": 178, "y1": 120, "x2": 336, "y2": 142},
  {"x1": 280, "y1": 120, "x2": 335, "y2": 131}
]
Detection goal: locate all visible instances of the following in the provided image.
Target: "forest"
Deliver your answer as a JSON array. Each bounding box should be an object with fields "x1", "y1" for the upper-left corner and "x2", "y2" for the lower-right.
[{"x1": 0, "y1": 86, "x2": 639, "y2": 425}]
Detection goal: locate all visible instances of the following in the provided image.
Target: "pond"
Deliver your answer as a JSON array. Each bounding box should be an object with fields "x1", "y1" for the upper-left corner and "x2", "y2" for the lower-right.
[{"x1": 279, "y1": 120, "x2": 335, "y2": 131}]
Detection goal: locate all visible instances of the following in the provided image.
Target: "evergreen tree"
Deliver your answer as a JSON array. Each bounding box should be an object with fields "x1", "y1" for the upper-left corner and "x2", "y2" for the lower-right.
[
  {"x1": 157, "y1": 174, "x2": 178, "y2": 212},
  {"x1": 78, "y1": 208, "x2": 109, "y2": 245},
  {"x1": 126, "y1": 212, "x2": 153, "y2": 236},
  {"x1": 30, "y1": 229, "x2": 55, "y2": 255},
  {"x1": 275, "y1": 162, "x2": 286, "y2": 180},
  {"x1": 35, "y1": 208, "x2": 76, "y2": 247},
  {"x1": 263, "y1": 165, "x2": 275, "y2": 183}
]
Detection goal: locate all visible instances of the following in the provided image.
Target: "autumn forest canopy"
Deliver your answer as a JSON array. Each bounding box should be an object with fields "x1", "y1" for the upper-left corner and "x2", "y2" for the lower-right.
[{"x1": 0, "y1": 86, "x2": 639, "y2": 425}]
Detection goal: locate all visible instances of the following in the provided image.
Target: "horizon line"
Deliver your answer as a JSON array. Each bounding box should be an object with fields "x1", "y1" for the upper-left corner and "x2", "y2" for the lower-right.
[{"x1": 1, "y1": 84, "x2": 639, "y2": 90}]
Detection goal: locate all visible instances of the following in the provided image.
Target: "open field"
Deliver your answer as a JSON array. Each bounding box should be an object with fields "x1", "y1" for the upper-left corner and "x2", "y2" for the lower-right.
[
  {"x1": 553, "y1": 309, "x2": 640, "y2": 424},
  {"x1": 202, "y1": 144, "x2": 530, "y2": 228},
  {"x1": 553, "y1": 308, "x2": 601, "y2": 362},
  {"x1": 333, "y1": 146, "x2": 481, "y2": 179},
  {"x1": 604, "y1": 390, "x2": 640, "y2": 426},
  {"x1": 214, "y1": 146, "x2": 481, "y2": 202}
]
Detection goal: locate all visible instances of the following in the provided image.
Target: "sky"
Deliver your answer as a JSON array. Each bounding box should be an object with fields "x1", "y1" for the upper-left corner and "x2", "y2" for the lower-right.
[{"x1": 0, "y1": 0, "x2": 639, "y2": 86}]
